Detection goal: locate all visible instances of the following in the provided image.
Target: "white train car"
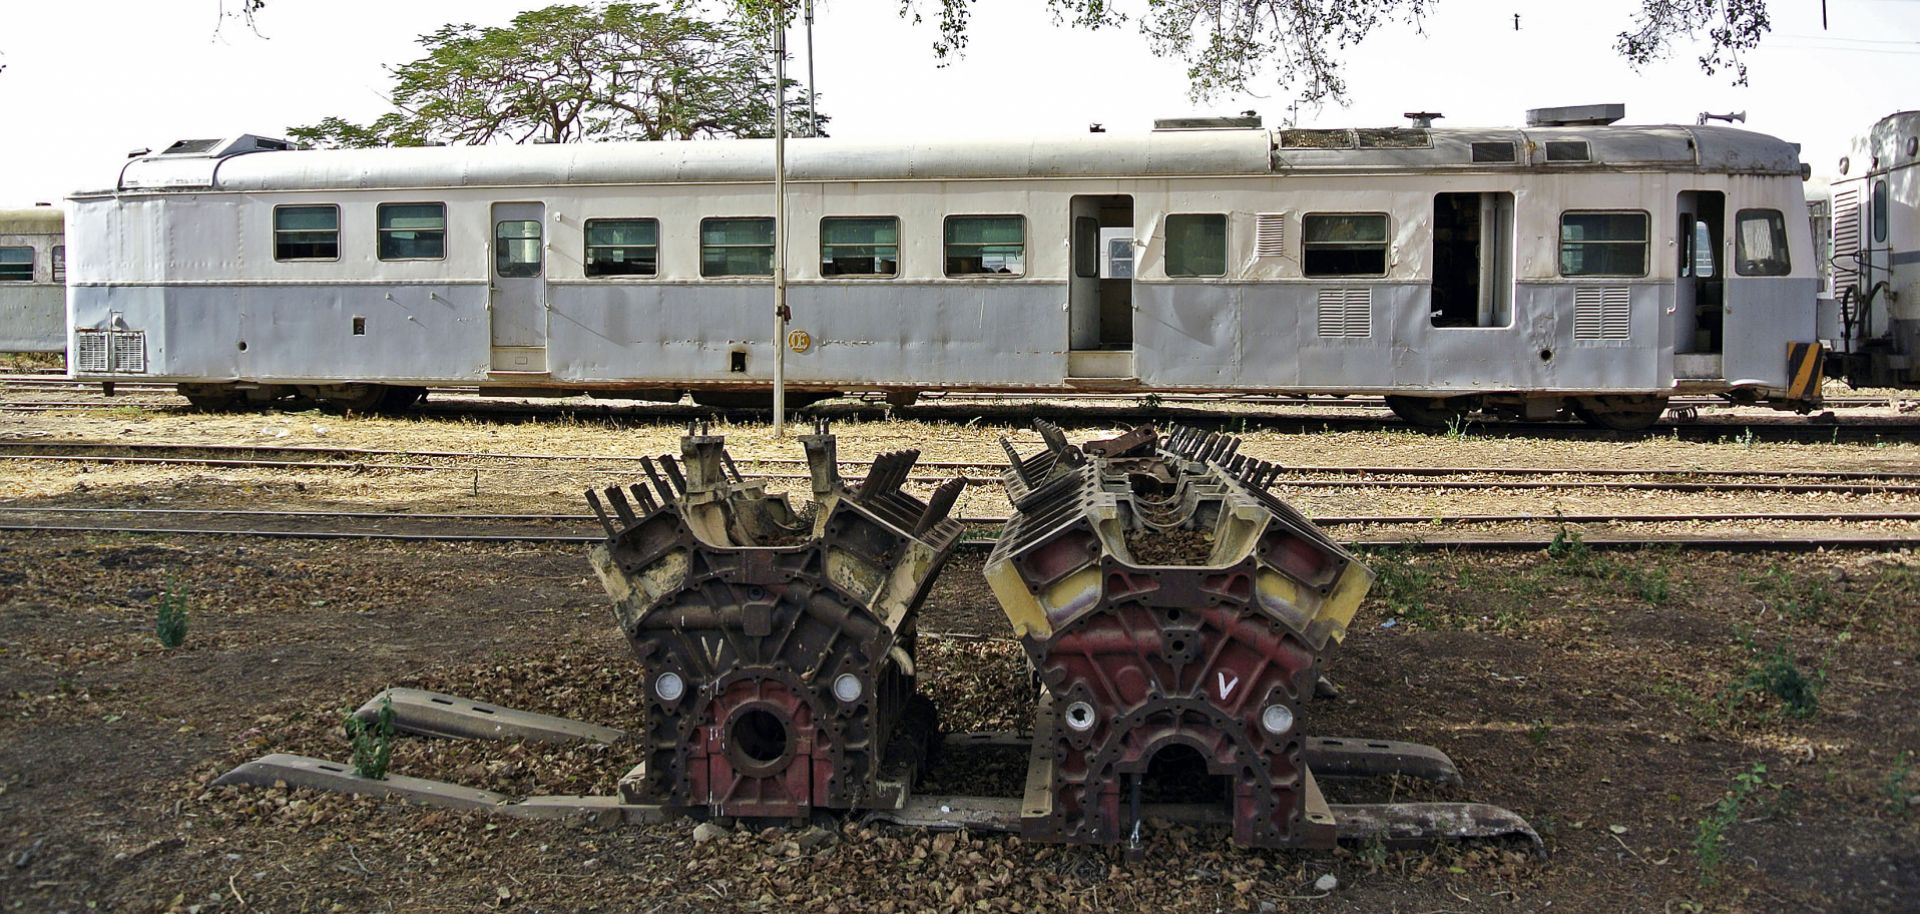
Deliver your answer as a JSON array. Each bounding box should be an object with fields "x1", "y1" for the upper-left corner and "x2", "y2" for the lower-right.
[
  {"x1": 67, "y1": 110, "x2": 1823, "y2": 427},
  {"x1": 1825, "y1": 111, "x2": 1920, "y2": 388},
  {"x1": 0, "y1": 207, "x2": 67, "y2": 354}
]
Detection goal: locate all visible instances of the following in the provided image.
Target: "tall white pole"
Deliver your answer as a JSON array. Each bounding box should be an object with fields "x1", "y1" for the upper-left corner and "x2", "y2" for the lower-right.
[
  {"x1": 804, "y1": 0, "x2": 817, "y2": 137},
  {"x1": 772, "y1": 1, "x2": 789, "y2": 436}
]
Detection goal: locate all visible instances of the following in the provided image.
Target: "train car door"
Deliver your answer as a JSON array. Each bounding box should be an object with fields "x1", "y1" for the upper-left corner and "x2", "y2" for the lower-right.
[
  {"x1": 1067, "y1": 194, "x2": 1134, "y2": 378},
  {"x1": 1673, "y1": 191, "x2": 1725, "y2": 376},
  {"x1": 489, "y1": 202, "x2": 548, "y2": 373}
]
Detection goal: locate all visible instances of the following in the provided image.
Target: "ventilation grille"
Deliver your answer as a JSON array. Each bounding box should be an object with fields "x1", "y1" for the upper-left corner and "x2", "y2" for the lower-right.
[
  {"x1": 1573, "y1": 287, "x2": 1631, "y2": 341},
  {"x1": 73, "y1": 329, "x2": 148, "y2": 373},
  {"x1": 1833, "y1": 186, "x2": 1862, "y2": 259},
  {"x1": 1255, "y1": 214, "x2": 1286, "y2": 257},
  {"x1": 1316, "y1": 288, "x2": 1373, "y2": 338}
]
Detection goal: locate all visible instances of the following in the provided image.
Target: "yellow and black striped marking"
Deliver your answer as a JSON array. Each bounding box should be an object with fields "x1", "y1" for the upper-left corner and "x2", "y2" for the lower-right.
[{"x1": 1787, "y1": 342, "x2": 1824, "y2": 401}]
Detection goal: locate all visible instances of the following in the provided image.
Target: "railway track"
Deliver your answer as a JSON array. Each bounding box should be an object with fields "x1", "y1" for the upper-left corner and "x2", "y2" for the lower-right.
[
  {"x1": 3, "y1": 374, "x2": 1913, "y2": 411},
  {"x1": 0, "y1": 505, "x2": 1913, "y2": 550},
  {"x1": 4, "y1": 440, "x2": 1920, "y2": 495}
]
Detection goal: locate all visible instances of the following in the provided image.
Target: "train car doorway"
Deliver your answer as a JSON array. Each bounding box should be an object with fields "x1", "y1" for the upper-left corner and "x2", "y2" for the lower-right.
[
  {"x1": 489, "y1": 201, "x2": 549, "y2": 373},
  {"x1": 1675, "y1": 191, "x2": 1725, "y2": 368},
  {"x1": 1069, "y1": 195, "x2": 1134, "y2": 356}
]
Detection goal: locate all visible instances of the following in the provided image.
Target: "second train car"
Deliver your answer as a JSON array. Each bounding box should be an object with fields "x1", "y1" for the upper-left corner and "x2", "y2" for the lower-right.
[{"x1": 64, "y1": 108, "x2": 1825, "y2": 428}]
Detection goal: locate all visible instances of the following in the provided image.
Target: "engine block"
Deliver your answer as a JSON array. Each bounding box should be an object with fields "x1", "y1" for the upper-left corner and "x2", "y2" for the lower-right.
[
  {"x1": 586, "y1": 423, "x2": 965, "y2": 818},
  {"x1": 986, "y1": 423, "x2": 1372, "y2": 848}
]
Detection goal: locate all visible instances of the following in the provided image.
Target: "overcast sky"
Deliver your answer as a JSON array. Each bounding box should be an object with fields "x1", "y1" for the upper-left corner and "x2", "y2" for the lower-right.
[{"x1": 1, "y1": 0, "x2": 1916, "y2": 204}]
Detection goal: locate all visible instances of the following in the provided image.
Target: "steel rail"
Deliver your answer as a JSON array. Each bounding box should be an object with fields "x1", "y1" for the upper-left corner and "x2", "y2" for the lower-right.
[
  {"x1": 5, "y1": 451, "x2": 1918, "y2": 496},
  {"x1": 1, "y1": 519, "x2": 1913, "y2": 551},
  {"x1": 5, "y1": 439, "x2": 1920, "y2": 483},
  {"x1": 4, "y1": 505, "x2": 1919, "y2": 526}
]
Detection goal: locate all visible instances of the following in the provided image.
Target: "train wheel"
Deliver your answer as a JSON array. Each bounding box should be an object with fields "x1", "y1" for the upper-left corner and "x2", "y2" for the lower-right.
[
  {"x1": 1570, "y1": 396, "x2": 1667, "y2": 431},
  {"x1": 378, "y1": 386, "x2": 428, "y2": 411},
  {"x1": 1385, "y1": 395, "x2": 1476, "y2": 430},
  {"x1": 317, "y1": 384, "x2": 386, "y2": 413},
  {"x1": 178, "y1": 384, "x2": 246, "y2": 411}
]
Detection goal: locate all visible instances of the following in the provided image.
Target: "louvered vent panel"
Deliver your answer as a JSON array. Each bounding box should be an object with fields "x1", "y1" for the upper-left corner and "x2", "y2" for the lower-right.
[
  {"x1": 73, "y1": 330, "x2": 148, "y2": 373},
  {"x1": 74, "y1": 331, "x2": 110, "y2": 372},
  {"x1": 111, "y1": 331, "x2": 148, "y2": 373},
  {"x1": 1833, "y1": 187, "x2": 1860, "y2": 256},
  {"x1": 1255, "y1": 214, "x2": 1286, "y2": 257},
  {"x1": 1315, "y1": 288, "x2": 1372, "y2": 338},
  {"x1": 1573, "y1": 287, "x2": 1631, "y2": 341}
]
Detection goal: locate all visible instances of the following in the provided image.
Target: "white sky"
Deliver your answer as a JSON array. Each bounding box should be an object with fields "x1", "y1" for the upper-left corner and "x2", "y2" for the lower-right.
[{"x1": 0, "y1": 0, "x2": 1915, "y2": 204}]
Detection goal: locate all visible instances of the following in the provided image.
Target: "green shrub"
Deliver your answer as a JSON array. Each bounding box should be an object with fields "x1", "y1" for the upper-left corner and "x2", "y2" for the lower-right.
[
  {"x1": 346, "y1": 695, "x2": 396, "y2": 780},
  {"x1": 154, "y1": 579, "x2": 188, "y2": 650}
]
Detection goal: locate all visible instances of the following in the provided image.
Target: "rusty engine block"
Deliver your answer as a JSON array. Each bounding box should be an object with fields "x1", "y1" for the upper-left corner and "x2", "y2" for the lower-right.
[
  {"x1": 585, "y1": 422, "x2": 966, "y2": 819},
  {"x1": 985, "y1": 423, "x2": 1372, "y2": 848}
]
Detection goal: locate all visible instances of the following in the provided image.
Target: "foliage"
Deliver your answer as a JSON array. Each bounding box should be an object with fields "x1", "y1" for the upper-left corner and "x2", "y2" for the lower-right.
[
  {"x1": 155, "y1": 578, "x2": 189, "y2": 650},
  {"x1": 883, "y1": 0, "x2": 1774, "y2": 103},
  {"x1": 1546, "y1": 525, "x2": 1590, "y2": 564},
  {"x1": 289, "y1": 2, "x2": 821, "y2": 148},
  {"x1": 1730, "y1": 634, "x2": 1823, "y2": 719},
  {"x1": 1753, "y1": 564, "x2": 1833, "y2": 621},
  {"x1": 1888, "y1": 751, "x2": 1915, "y2": 814},
  {"x1": 346, "y1": 695, "x2": 397, "y2": 780},
  {"x1": 1363, "y1": 548, "x2": 1436, "y2": 627},
  {"x1": 1695, "y1": 763, "x2": 1767, "y2": 884}
]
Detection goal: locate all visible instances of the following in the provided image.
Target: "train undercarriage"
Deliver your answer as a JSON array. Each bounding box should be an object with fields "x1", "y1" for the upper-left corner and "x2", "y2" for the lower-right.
[
  {"x1": 215, "y1": 422, "x2": 1537, "y2": 853},
  {"x1": 165, "y1": 378, "x2": 1817, "y2": 433}
]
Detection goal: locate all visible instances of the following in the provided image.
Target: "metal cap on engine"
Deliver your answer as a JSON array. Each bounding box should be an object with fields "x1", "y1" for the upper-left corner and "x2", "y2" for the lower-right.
[{"x1": 1525, "y1": 104, "x2": 1626, "y2": 127}]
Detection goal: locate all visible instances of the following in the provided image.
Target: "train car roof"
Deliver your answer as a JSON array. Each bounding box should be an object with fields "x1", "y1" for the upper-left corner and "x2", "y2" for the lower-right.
[
  {"x1": 0, "y1": 208, "x2": 64, "y2": 232},
  {"x1": 85, "y1": 124, "x2": 1803, "y2": 196}
]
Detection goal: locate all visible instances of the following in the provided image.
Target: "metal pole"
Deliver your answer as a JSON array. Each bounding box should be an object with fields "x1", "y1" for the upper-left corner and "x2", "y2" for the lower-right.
[
  {"x1": 772, "y1": 1, "x2": 789, "y2": 436},
  {"x1": 804, "y1": 0, "x2": 817, "y2": 137}
]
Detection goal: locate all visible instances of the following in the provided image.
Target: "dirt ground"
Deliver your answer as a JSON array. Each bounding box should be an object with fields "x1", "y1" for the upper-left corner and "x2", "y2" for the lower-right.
[{"x1": 2, "y1": 532, "x2": 1916, "y2": 914}]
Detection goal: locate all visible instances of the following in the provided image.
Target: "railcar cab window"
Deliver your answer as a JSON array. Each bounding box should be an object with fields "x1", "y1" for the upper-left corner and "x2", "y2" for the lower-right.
[
  {"x1": 1873, "y1": 179, "x2": 1890, "y2": 243},
  {"x1": 701, "y1": 217, "x2": 775, "y2": 277},
  {"x1": 51, "y1": 246, "x2": 65, "y2": 283},
  {"x1": 1302, "y1": 213, "x2": 1388, "y2": 277},
  {"x1": 495, "y1": 220, "x2": 543, "y2": 278},
  {"x1": 273, "y1": 205, "x2": 340, "y2": 261},
  {"x1": 1165, "y1": 214, "x2": 1228, "y2": 277},
  {"x1": 1558, "y1": 212, "x2": 1648, "y2": 277},
  {"x1": 1735, "y1": 209, "x2": 1792, "y2": 276},
  {"x1": 820, "y1": 217, "x2": 899, "y2": 277},
  {"x1": 0, "y1": 247, "x2": 30, "y2": 282},
  {"x1": 377, "y1": 203, "x2": 447, "y2": 261},
  {"x1": 585, "y1": 219, "x2": 658, "y2": 277},
  {"x1": 945, "y1": 216, "x2": 1025, "y2": 276}
]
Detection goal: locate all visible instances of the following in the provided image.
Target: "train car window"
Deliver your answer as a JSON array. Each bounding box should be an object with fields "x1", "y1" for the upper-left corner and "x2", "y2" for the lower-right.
[
  {"x1": 1302, "y1": 213, "x2": 1388, "y2": 277},
  {"x1": 820, "y1": 217, "x2": 899, "y2": 278},
  {"x1": 1165, "y1": 214, "x2": 1228, "y2": 277},
  {"x1": 1873, "y1": 179, "x2": 1889, "y2": 243},
  {"x1": 1074, "y1": 217, "x2": 1100, "y2": 278},
  {"x1": 700, "y1": 217, "x2": 775, "y2": 277},
  {"x1": 585, "y1": 219, "x2": 658, "y2": 277},
  {"x1": 51, "y1": 246, "x2": 65, "y2": 283},
  {"x1": 1544, "y1": 141, "x2": 1591, "y2": 163},
  {"x1": 273, "y1": 205, "x2": 340, "y2": 261},
  {"x1": 0, "y1": 246, "x2": 31, "y2": 282},
  {"x1": 1734, "y1": 209, "x2": 1792, "y2": 276},
  {"x1": 377, "y1": 203, "x2": 447, "y2": 261},
  {"x1": 944, "y1": 216, "x2": 1025, "y2": 277},
  {"x1": 1558, "y1": 212, "x2": 1648, "y2": 277},
  {"x1": 495, "y1": 220, "x2": 543, "y2": 278},
  {"x1": 1470, "y1": 142, "x2": 1517, "y2": 163}
]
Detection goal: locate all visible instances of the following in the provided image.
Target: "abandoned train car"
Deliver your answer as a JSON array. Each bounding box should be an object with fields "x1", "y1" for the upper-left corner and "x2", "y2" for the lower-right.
[
  {"x1": 1824, "y1": 110, "x2": 1920, "y2": 389},
  {"x1": 65, "y1": 109, "x2": 1822, "y2": 427},
  {"x1": 1, "y1": 207, "x2": 67, "y2": 354}
]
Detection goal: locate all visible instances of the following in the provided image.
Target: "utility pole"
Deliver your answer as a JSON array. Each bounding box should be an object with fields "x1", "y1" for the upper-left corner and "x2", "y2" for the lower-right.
[
  {"x1": 805, "y1": 0, "x2": 818, "y2": 136},
  {"x1": 772, "y1": 0, "x2": 789, "y2": 436}
]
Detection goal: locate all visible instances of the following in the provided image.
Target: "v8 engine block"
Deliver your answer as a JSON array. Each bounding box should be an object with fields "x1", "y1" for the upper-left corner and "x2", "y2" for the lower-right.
[
  {"x1": 986, "y1": 423, "x2": 1373, "y2": 848},
  {"x1": 586, "y1": 423, "x2": 966, "y2": 818}
]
